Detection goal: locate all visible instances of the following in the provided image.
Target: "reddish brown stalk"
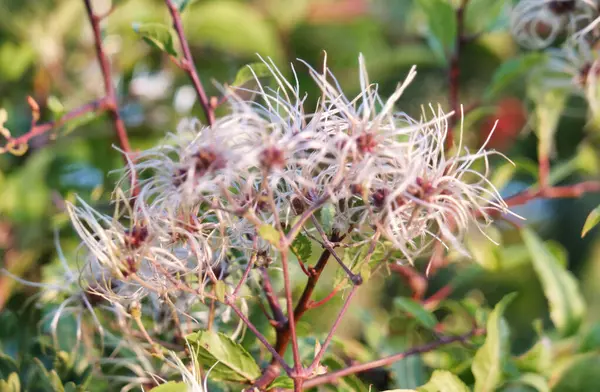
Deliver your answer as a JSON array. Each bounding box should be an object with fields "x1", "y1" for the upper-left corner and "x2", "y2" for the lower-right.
[
  {"x1": 308, "y1": 285, "x2": 358, "y2": 373},
  {"x1": 504, "y1": 181, "x2": 600, "y2": 208},
  {"x1": 301, "y1": 328, "x2": 485, "y2": 389},
  {"x1": 2, "y1": 98, "x2": 109, "y2": 149},
  {"x1": 389, "y1": 264, "x2": 427, "y2": 300},
  {"x1": 260, "y1": 267, "x2": 287, "y2": 328},
  {"x1": 83, "y1": 0, "x2": 132, "y2": 157},
  {"x1": 308, "y1": 281, "x2": 346, "y2": 309},
  {"x1": 165, "y1": 0, "x2": 216, "y2": 126},
  {"x1": 254, "y1": 235, "x2": 338, "y2": 389}
]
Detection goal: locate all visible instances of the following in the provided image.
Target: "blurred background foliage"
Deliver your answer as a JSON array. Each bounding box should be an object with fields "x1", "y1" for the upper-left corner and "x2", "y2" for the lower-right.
[{"x1": 1, "y1": 0, "x2": 600, "y2": 391}]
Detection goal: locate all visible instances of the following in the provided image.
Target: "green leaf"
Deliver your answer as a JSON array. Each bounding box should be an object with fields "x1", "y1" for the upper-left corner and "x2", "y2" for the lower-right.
[
  {"x1": 185, "y1": 1, "x2": 284, "y2": 62},
  {"x1": 321, "y1": 354, "x2": 369, "y2": 392},
  {"x1": 150, "y1": 381, "x2": 188, "y2": 392},
  {"x1": 185, "y1": 330, "x2": 261, "y2": 382},
  {"x1": 232, "y1": 62, "x2": 272, "y2": 87},
  {"x1": 506, "y1": 373, "x2": 550, "y2": 392},
  {"x1": 418, "y1": 370, "x2": 469, "y2": 392},
  {"x1": 291, "y1": 233, "x2": 312, "y2": 261},
  {"x1": 472, "y1": 293, "x2": 517, "y2": 392},
  {"x1": 582, "y1": 204, "x2": 600, "y2": 237},
  {"x1": 214, "y1": 280, "x2": 227, "y2": 303},
  {"x1": 258, "y1": 224, "x2": 281, "y2": 247},
  {"x1": 550, "y1": 353, "x2": 600, "y2": 391},
  {"x1": 0, "y1": 353, "x2": 18, "y2": 379},
  {"x1": 465, "y1": 0, "x2": 509, "y2": 34},
  {"x1": 47, "y1": 96, "x2": 65, "y2": 118},
  {"x1": 515, "y1": 337, "x2": 552, "y2": 374},
  {"x1": 267, "y1": 376, "x2": 294, "y2": 390},
  {"x1": 320, "y1": 202, "x2": 336, "y2": 234},
  {"x1": 522, "y1": 228, "x2": 586, "y2": 336},
  {"x1": 132, "y1": 23, "x2": 177, "y2": 56},
  {"x1": 414, "y1": 0, "x2": 457, "y2": 61},
  {"x1": 485, "y1": 53, "x2": 546, "y2": 99},
  {"x1": 0, "y1": 373, "x2": 20, "y2": 392},
  {"x1": 530, "y1": 87, "x2": 567, "y2": 165},
  {"x1": 394, "y1": 297, "x2": 438, "y2": 330}
]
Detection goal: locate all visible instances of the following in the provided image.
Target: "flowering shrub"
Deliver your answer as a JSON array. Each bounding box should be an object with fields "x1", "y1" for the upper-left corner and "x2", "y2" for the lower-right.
[{"x1": 1, "y1": 0, "x2": 600, "y2": 391}]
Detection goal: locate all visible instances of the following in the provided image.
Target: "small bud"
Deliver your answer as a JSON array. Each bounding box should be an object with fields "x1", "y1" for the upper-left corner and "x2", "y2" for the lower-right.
[
  {"x1": 259, "y1": 146, "x2": 286, "y2": 170},
  {"x1": 356, "y1": 132, "x2": 377, "y2": 155}
]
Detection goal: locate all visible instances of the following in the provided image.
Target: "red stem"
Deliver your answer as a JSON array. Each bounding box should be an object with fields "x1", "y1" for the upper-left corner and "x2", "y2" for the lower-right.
[
  {"x1": 260, "y1": 267, "x2": 287, "y2": 327},
  {"x1": 4, "y1": 98, "x2": 109, "y2": 147},
  {"x1": 83, "y1": 0, "x2": 132, "y2": 157},
  {"x1": 165, "y1": 0, "x2": 216, "y2": 126},
  {"x1": 504, "y1": 181, "x2": 600, "y2": 208},
  {"x1": 307, "y1": 285, "x2": 358, "y2": 374}
]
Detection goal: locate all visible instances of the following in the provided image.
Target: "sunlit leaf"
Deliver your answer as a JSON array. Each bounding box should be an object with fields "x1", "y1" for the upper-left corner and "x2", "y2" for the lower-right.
[
  {"x1": 214, "y1": 280, "x2": 227, "y2": 303},
  {"x1": 150, "y1": 382, "x2": 187, "y2": 392},
  {"x1": 232, "y1": 62, "x2": 272, "y2": 87},
  {"x1": 185, "y1": 1, "x2": 284, "y2": 61},
  {"x1": 472, "y1": 293, "x2": 517, "y2": 392},
  {"x1": 522, "y1": 228, "x2": 586, "y2": 336},
  {"x1": 465, "y1": 0, "x2": 509, "y2": 34},
  {"x1": 418, "y1": 370, "x2": 469, "y2": 392},
  {"x1": 0, "y1": 373, "x2": 20, "y2": 392},
  {"x1": 394, "y1": 297, "x2": 438, "y2": 330},
  {"x1": 267, "y1": 376, "x2": 294, "y2": 390},
  {"x1": 320, "y1": 202, "x2": 336, "y2": 234},
  {"x1": 550, "y1": 353, "x2": 600, "y2": 391},
  {"x1": 132, "y1": 22, "x2": 178, "y2": 56},
  {"x1": 258, "y1": 224, "x2": 281, "y2": 247},
  {"x1": 414, "y1": 0, "x2": 457, "y2": 61},
  {"x1": 582, "y1": 204, "x2": 600, "y2": 237},
  {"x1": 186, "y1": 330, "x2": 261, "y2": 382}
]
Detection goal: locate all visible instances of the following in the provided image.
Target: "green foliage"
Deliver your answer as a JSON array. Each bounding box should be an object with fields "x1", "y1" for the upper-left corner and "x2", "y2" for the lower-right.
[
  {"x1": 267, "y1": 376, "x2": 294, "y2": 390},
  {"x1": 465, "y1": 0, "x2": 509, "y2": 34},
  {"x1": 414, "y1": 0, "x2": 457, "y2": 61},
  {"x1": 393, "y1": 298, "x2": 438, "y2": 330},
  {"x1": 133, "y1": 23, "x2": 178, "y2": 56},
  {"x1": 320, "y1": 202, "x2": 336, "y2": 235},
  {"x1": 485, "y1": 53, "x2": 546, "y2": 99},
  {"x1": 418, "y1": 370, "x2": 469, "y2": 392},
  {"x1": 258, "y1": 224, "x2": 281, "y2": 247},
  {"x1": 291, "y1": 232, "x2": 312, "y2": 261},
  {"x1": 150, "y1": 381, "x2": 188, "y2": 392},
  {"x1": 522, "y1": 228, "x2": 586, "y2": 336},
  {"x1": 185, "y1": 330, "x2": 261, "y2": 382},
  {"x1": 232, "y1": 62, "x2": 273, "y2": 87},
  {"x1": 582, "y1": 204, "x2": 600, "y2": 237},
  {"x1": 472, "y1": 293, "x2": 517, "y2": 392},
  {"x1": 184, "y1": 1, "x2": 284, "y2": 61}
]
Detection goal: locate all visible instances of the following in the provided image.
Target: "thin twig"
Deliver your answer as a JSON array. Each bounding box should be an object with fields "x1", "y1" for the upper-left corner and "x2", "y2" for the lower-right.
[
  {"x1": 280, "y1": 250, "x2": 302, "y2": 372},
  {"x1": 260, "y1": 267, "x2": 287, "y2": 327},
  {"x1": 226, "y1": 296, "x2": 292, "y2": 373},
  {"x1": 1, "y1": 98, "x2": 109, "y2": 150},
  {"x1": 301, "y1": 328, "x2": 484, "y2": 389},
  {"x1": 83, "y1": 0, "x2": 132, "y2": 156},
  {"x1": 307, "y1": 285, "x2": 358, "y2": 374},
  {"x1": 504, "y1": 181, "x2": 600, "y2": 208},
  {"x1": 254, "y1": 236, "x2": 338, "y2": 389},
  {"x1": 165, "y1": 0, "x2": 215, "y2": 126}
]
